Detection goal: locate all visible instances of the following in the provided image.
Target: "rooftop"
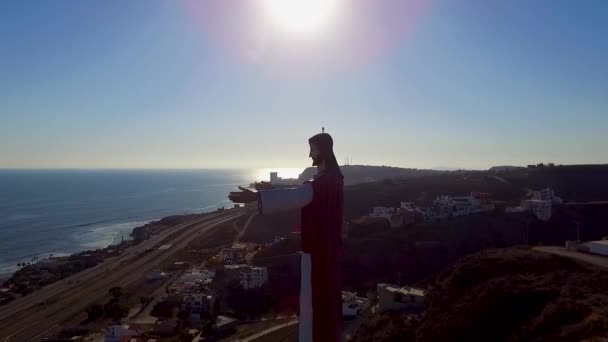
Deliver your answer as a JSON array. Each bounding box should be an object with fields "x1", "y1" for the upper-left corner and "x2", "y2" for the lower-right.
[{"x1": 382, "y1": 284, "x2": 426, "y2": 297}]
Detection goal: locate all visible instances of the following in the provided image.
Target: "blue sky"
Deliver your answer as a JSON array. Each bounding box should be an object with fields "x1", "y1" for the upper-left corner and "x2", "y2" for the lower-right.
[{"x1": 1, "y1": 0, "x2": 607, "y2": 169}]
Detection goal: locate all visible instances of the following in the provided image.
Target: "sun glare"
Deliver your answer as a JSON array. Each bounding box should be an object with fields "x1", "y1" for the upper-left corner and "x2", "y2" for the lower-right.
[{"x1": 261, "y1": 0, "x2": 339, "y2": 35}]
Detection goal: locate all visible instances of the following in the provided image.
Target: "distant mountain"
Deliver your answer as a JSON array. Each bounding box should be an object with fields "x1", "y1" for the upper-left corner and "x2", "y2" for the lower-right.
[
  {"x1": 298, "y1": 165, "x2": 441, "y2": 186},
  {"x1": 488, "y1": 165, "x2": 525, "y2": 173}
]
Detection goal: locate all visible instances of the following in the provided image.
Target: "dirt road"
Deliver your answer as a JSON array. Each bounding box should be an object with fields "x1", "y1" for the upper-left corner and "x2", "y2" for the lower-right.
[{"x1": 534, "y1": 245, "x2": 608, "y2": 269}]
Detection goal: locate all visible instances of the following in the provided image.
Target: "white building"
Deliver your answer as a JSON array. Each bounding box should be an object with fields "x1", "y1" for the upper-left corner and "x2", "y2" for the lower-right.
[
  {"x1": 239, "y1": 266, "x2": 268, "y2": 290},
  {"x1": 104, "y1": 324, "x2": 142, "y2": 342},
  {"x1": 423, "y1": 196, "x2": 453, "y2": 222},
  {"x1": 451, "y1": 192, "x2": 494, "y2": 217},
  {"x1": 531, "y1": 188, "x2": 563, "y2": 203},
  {"x1": 522, "y1": 200, "x2": 552, "y2": 221},
  {"x1": 588, "y1": 240, "x2": 608, "y2": 256},
  {"x1": 377, "y1": 283, "x2": 426, "y2": 313},
  {"x1": 368, "y1": 207, "x2": 404, "y2": 228}
]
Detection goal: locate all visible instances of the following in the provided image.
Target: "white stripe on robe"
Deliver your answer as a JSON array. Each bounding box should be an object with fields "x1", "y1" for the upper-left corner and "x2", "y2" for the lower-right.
[{"x1": 299, "y1": 252, "x2": 313, "y2": 342}]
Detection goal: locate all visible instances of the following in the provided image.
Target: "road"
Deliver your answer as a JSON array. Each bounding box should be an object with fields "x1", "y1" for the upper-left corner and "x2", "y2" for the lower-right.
[
  {"x1": 0, "y1": 209, "x2": 247, "y2": 341},
  {"x1": 241, "y1": 320, "x2": 299, "y2": 342},
  {"x1": 534, "y1": 246, "x2": 608, "y2": 269}
]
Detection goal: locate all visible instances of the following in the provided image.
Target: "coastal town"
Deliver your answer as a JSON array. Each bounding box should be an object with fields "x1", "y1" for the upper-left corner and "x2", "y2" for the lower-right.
[{"x1": 2, "y1": 166, "x2": 608, "y2": 341}]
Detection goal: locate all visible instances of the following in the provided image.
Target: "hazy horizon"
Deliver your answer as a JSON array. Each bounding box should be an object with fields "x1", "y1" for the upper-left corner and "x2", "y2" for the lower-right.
[{"x1": 2, "y1": 0, "x2": 607, "y2": 170}]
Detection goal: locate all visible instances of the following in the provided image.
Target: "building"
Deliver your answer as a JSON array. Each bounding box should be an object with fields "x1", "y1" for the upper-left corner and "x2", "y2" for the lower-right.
[
  {"x1": 181, "y1": 269, "x2": 215, "y2": 282},
  {"x1": 223, "y1": 264, "x2": 246, "y2": 284},
  {"x1": 398, "y1": 202, "x2": 419, "y2": 225},
  {"x1": 451, "y1": 193, "x2": 494, "y2": 217},
  {"x1": 223, "y1": 264, "x2": 269, "y2": 290},
  {"x1": 182, "y1": 293, "x2": 215, "y2": 315},
  {"x1": 270, "y1": 172, "x2": 278, "y2": 183},
  {"x1": 368, "y1": 207, "x2": 404, "y2": 228},
  {"x1": 239, "y1": 266, "x2": 269, "y2": 290},
  {"x1": 472, "y1": 192, "x2": 494, "y2": 210},
  {"x1": 104, "y1": 324, "x2": 142, "y2": 342},
  {"x1": 268, "y1": 171, "x2": 299, "y2": 186},
  {"x1": 522, "y1": 200, "x2": 552, "y2": 221},
  {"x1": 168, "y1": 281, "x2": 206, "y2": 296},
  {"x1": 588, "y1": 240, "x2": 608, "y2": 256},
  {"x1": 377, "y1": 283, "x2": 426, "y2": 313},
  {"x1": 530, "y1": 188, "x2": 563, "y2": 203},
  {"x1": 220, "y1": 244, "x2": 248, "y2": 265},
  {"x1": 423, "y1": 196, "x2": 454, "y2": 222}
]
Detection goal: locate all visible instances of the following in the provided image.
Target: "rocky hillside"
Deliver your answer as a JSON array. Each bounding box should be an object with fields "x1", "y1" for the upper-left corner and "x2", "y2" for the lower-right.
[{"x1": 352, "y1": 248, "x2": 608, "y2": 341}]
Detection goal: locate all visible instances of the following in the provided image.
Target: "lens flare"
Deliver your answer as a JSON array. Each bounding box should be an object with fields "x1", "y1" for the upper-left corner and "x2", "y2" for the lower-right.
[{"x1": 261, "y1": 0, "x2": 340, "y2": 35}]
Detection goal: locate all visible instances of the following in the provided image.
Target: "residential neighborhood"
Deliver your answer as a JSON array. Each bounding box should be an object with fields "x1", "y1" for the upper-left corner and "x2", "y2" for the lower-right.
[{"x1": 363, "y1": 188, "x2": 566, "y2": 226}]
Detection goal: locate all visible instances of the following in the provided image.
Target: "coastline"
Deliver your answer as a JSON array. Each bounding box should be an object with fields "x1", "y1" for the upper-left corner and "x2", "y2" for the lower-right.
[
  {"x1": 0, "y1": 207, "x2": 227, "y2": 285},
  {"x1": 0, "y1": 204, "x2": 232, "y2": 277}
]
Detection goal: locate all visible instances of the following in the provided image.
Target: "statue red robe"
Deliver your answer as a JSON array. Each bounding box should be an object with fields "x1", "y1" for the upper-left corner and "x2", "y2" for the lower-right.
[
  {"x1": 258, "y1": 170, "x2": 344, "y2": 341},
  {"x1": 301, "y1": 171, "x2": 344, "y2": 341}
]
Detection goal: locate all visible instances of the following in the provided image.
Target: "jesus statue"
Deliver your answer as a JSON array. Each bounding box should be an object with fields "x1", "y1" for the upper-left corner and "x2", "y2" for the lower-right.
[{"x1": 229, "y1": 132, "x2": 344, "y2": 342}]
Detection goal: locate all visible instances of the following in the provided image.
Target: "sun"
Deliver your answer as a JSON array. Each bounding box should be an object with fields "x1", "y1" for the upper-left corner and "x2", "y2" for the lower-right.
[{"x1": 261, "y1": 0, "x2": 340, "y2": 35}]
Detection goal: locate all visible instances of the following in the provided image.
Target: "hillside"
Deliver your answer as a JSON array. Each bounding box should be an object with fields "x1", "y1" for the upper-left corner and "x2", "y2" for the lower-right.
[
  {"x1": 298, "y1": 165, "x2": 441, "y2": 186},
  {"x1": 249, "y1": 211, "x2": 534, "y2": 292},
  {"x1": 352, "y1": 248, "x2": 608, "y2": 341}
]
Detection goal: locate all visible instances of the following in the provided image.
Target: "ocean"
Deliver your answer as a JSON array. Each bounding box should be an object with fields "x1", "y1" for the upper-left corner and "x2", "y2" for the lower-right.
[{"x1": 0, "y1": 168, "x2": 303, "y2": 275}]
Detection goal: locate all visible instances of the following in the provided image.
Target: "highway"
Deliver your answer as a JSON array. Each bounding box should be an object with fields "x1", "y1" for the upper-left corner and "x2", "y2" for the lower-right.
[{"x1": 0, "y1": 209, "x2": 246, "y2": 341}]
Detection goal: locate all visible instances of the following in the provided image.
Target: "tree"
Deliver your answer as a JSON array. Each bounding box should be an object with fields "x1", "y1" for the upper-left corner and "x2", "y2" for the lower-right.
[
  {"x1": 85, "y1": 303, "x2": 104, "y2": 321},
  {"x1": 108, "y1": 286, "x2": 122, "y2": 301}
]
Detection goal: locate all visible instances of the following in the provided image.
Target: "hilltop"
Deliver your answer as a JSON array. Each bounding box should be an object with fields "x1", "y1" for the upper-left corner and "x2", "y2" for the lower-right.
[
  {"x1": 352, "y1": 247, "x2": 608, "y2": 341},
  {"x1": 343, "y1": 164, "x2": 608, "y2": 219}
]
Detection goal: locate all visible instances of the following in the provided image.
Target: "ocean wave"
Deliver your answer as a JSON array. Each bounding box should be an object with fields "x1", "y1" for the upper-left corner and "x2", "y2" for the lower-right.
[{"x1": 75, "y1": 220, "x2": 153, "y2": 249}]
